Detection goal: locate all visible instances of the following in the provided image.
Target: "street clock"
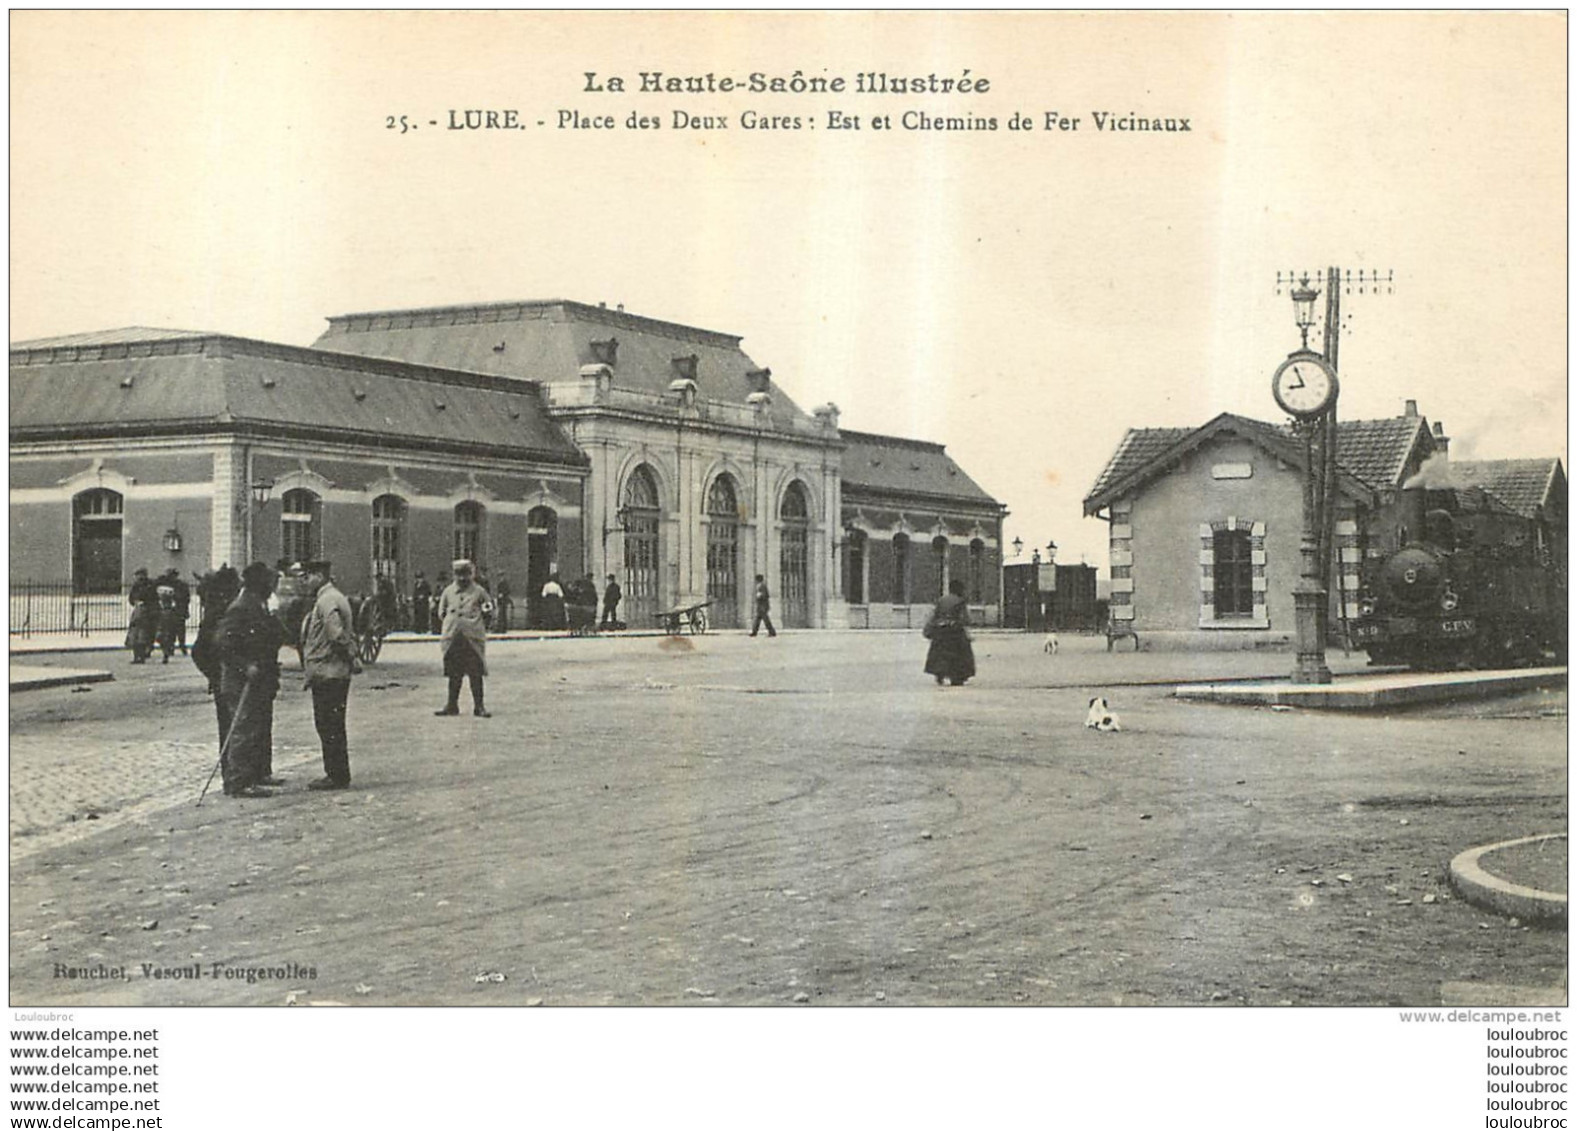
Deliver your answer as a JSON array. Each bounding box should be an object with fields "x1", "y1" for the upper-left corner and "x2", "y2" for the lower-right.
[{"x1": 1271, "y1": 350, "x2": 1339, "y2": 418}]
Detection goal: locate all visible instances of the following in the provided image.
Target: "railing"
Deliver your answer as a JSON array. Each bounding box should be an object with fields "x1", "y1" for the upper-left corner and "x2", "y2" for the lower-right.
[{"x1": 8, "y1": 581, "x2": 207, "y2": 639}]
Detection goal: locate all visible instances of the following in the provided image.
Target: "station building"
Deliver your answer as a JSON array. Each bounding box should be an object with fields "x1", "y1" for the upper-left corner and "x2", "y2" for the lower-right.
[
  {"x1": 10, "y1": 300, "x2": 1007, "y2": 629},
  {"x1": 1082, "y1": 399, "x2": 1565, "y2": 648}
]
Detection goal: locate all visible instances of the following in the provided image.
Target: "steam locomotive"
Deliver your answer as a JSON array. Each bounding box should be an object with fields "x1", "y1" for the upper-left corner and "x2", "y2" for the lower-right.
[{"x1": 1350, "y1": 483, "x2": 1566, "y2": 670}]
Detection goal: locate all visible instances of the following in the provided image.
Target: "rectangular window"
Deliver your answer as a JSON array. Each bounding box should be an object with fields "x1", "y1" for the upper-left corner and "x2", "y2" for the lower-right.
[{"x1": 1213, "y1": 529, "x2": 1254, "y2": 616}]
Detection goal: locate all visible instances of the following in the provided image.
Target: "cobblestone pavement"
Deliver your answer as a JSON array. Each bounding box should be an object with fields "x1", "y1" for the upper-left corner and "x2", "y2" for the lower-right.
[{"x1": 9, "y1": 631, "x2": 1567, "y2": 1006}]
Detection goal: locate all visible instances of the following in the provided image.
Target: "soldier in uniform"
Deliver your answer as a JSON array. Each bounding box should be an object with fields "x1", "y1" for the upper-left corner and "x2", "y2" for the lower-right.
[
  {"x1": 217, "y1": 562, "x2": 285, "y2": 798},
  {"x1": 435, "y1": 560, "x2": 494, "y2": 718}
]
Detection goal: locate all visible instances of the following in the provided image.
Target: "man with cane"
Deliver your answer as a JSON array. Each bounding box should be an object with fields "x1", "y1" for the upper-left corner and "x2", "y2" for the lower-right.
[{"x1": 217, "y1": 562, "x2": 285, "y2": 798}]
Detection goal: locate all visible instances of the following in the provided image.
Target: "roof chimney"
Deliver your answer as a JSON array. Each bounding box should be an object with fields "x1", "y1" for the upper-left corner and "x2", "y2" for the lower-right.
[
  {"x1": 1432, "y1": 420, "x2": 1449, "y2": 456},
  {"x1": 1404, "y1": 399, "x2": 1419, "y2": 418}
]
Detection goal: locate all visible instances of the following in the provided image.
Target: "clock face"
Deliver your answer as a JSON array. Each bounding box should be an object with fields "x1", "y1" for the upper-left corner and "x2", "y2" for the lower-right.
[{"x1": 1272, "y1": 354, "x2": 1338, "y2": 417}]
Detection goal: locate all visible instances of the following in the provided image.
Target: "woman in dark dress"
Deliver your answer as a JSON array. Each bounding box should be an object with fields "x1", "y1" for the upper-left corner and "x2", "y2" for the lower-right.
[{"x1": 923, "y1": 579, "x2": 977, "y2": 686}]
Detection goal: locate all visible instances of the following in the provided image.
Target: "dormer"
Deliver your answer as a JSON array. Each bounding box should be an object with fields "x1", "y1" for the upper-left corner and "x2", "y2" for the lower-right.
[
  {"x1": 589, "y1": 337, "x2": 619, "y2": 366},
  {"x1": 746, "y1": 367, "x2": 772, "y2": 395},
  {"x1": 671, "y1": 354, "x2": 699, "y2": 382}
]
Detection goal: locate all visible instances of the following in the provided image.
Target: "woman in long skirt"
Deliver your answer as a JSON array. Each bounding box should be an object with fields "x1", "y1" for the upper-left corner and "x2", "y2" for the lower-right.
[{"x1": 923, "y1": 579, "x2": 977, "y2": 686}]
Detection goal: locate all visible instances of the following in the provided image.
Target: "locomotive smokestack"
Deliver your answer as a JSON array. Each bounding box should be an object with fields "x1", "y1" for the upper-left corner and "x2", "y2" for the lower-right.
[{"x1": 1397, "y1": 483, "x2": 1426, "y2": 546}]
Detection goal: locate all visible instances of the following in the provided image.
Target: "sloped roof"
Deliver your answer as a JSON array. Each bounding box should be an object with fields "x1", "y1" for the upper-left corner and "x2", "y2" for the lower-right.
[
  {"x1": 1083, "y1": 411, "x2": 1431, "y2": 514},
  {"x1": 1448, "y1": 458, "x2": 1565, "y2": 518},
  {"x1": 840, "y1": 429, "x2": 1002, "y2": 508},
  {"x1": 10, "y1": 332, "x2": 585, "y2": 465},
  {"x1": 11, "y1": 327, "x2": 209, "y2": 350},
  {"x1": 312, "y1": 299, "x2": 814, "y2": 421}
]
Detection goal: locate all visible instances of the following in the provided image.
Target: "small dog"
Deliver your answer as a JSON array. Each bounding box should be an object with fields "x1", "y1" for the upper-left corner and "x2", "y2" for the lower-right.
[
  {"x1": 1043, "y1": 633, "x2": 1059, "y2": 654},
  {"x1": 1085, "y1": 696, "x2": 1122, "y2": 732}
]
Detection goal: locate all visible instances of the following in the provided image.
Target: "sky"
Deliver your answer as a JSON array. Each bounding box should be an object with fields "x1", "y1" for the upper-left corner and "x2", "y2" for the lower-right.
[{"x1": 10, "y1": 11, "x2": 1567, "y2": 570}]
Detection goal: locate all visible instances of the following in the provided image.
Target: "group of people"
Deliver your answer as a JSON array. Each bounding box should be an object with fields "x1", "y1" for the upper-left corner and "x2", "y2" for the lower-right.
[
  {"x1": 132, "y1": 552, "x2": 971, "y2": 802},
  {"x1": 180, "y1": 557, "x2": 498, "y2": 800},
  {"x1": 125, "y1": 567, "x2": 192, "y2": 664},
  {"x1": 537, "y1": 572, "x2": 622, "y2": 633}
]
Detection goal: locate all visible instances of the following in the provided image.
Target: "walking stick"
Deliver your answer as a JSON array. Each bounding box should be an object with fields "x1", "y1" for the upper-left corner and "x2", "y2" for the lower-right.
[{"x1": 197, "y1": 677, "x2": 254, "y2": 805}]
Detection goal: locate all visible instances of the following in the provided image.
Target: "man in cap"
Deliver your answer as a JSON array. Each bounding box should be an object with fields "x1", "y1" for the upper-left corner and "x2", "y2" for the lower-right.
[
  {"x1": 435, "y1": 559, "x2": 494, "y2": 717},
  {"x1": 298, "y1": 560, "x2": 357, "y2": 791},
  {"x1": 600, "y1": 573, "x2": 622, "y2": 630},
  {"x1": 217, "y1": 562, "x2": 285, "y2": 797}
]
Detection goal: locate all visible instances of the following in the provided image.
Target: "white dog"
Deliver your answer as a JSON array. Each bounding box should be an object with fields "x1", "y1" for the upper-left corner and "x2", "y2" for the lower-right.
[
  {"x1": 1043, "y1": 633, "x2": 1059, "y2": 654},
  {"x1": 1085, "y1": 696, "x2": 1122, "y2": 732}
]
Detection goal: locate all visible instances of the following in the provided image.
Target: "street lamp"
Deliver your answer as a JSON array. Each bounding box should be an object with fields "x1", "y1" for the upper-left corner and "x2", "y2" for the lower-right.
[
  {"x1": 1291, "y1": 277, "x2": 1319, "y2": 349},
  {"x1": 1011, "y1": 536, "x2": 1023, "y2": 558},
  {"x1": 244, "y1": 478, "x2": 274, "y2": 566}
]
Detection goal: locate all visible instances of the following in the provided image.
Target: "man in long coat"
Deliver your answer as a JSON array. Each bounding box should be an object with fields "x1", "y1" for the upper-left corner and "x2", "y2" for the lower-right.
[
  {"x1": 435, "y1": 560, "x2": 494, "y2": 717},
  {"x1": 126, "y1": 567, "x2": 158, "y2": 663},
  {"x1": 299, "y1": 560, "x2": 356, "y2": 791},
  {"x1": 217, "y1": 561, "x2": 284, "y2": 798},
  {"x1": 192, "y1": 565, "x2": 240, "y2": 743}
]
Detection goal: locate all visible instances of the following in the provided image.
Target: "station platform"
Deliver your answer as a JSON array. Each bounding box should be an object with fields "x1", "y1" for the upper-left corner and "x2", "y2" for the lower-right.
[{"x1": 1174, "y1": 666, "x2": 1567, "y2": 709}]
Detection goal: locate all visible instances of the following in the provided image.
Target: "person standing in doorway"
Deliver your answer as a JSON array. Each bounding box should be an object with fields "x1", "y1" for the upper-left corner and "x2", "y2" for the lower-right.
[
  {"x1": 299, "y1": 560, "x2": 356, "y2": 791},
  {"x1": 495, "y1": 575, "x2": 513, "y2": 633},
  {"x1": 435, "y1": 560, "x2": 494, "y2": 717},
  {"x1": 749, "y1": 574, "x2": 777, "y2": 638},
  {"x1": 540, "y1": 573, "x2": 566, "y2": 631},
  {"x1": 600, "y1": 574, "x2": 622, "y2": 630},
  {"x1": 412, "y1": 571, "x2": 432, "y2": 634},
  {"x1": 217, "y1": 562, "x2": 285, "y2": 797}
]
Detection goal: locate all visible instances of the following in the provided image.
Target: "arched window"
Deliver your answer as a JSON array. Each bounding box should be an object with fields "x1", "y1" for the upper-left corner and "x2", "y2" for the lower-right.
[
  {"x1": 847, "y1": 529, "x2": 867, "y2": 605},
  {"x1": 932, "y1": 535, "x2": 950, "y2": 600},
  {"x1": 371, "y1": 494, "x2": 406, "y2": 583},
  {"x1": 625, "y1": 465, "x2": 659, "y2": 511},
  {"x1": 622, "y1": 466, "x2": 662, "y2": 628},
  {"x1": 73, "y1": 488, "x2": 124, "y2": 595},
  {"x1": 280, "y1": 488, "x2": 321, "y2": 564},
  {"x1": 705, "y1": 475, "x2": 740, "y2": 628},
  {"x1": 779, "y1": 481, "x2": 810, "y2": 627},
  {"x1": 968, "y1": 539, "x2": 986, "y2": 604},
  {"x1": 454, "y1": 500, "x2": 484, "y2": 564},
  {"x1": 892, "y1": 533, "x2": 911, "y2": 604}
]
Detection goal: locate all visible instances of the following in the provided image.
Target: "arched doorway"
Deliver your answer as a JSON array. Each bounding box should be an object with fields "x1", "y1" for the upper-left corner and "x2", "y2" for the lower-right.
[
  {"x1": 705, "y1": 475, "x2": 741, "y2": 628},
  {"x1": 779, "y1": 481, "x2": 810, "y2": 628},
  {"x1": 73, "y1": 488, "x2": 123, "y2": 595},
  {"x1": 526, "y1": 505, "x2": 557, "y2": 627},
  {"x1": 622, "y1": 466, "x2": 661, "y2": 629}
]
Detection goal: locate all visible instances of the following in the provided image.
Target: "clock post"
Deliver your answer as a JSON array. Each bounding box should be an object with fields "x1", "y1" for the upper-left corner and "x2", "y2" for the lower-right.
[
  {"x1": 1275, "y1": 267, "x2": 1393, "y2": 684},
  {"x1": 1278, "y1": 275, "x2": 1339, "y2": 684}
]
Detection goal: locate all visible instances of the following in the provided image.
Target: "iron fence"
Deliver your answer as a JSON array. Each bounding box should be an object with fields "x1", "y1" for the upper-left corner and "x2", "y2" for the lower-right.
[{"x1": 8, "y1": 580, "x2": 207, "y2": 639}]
